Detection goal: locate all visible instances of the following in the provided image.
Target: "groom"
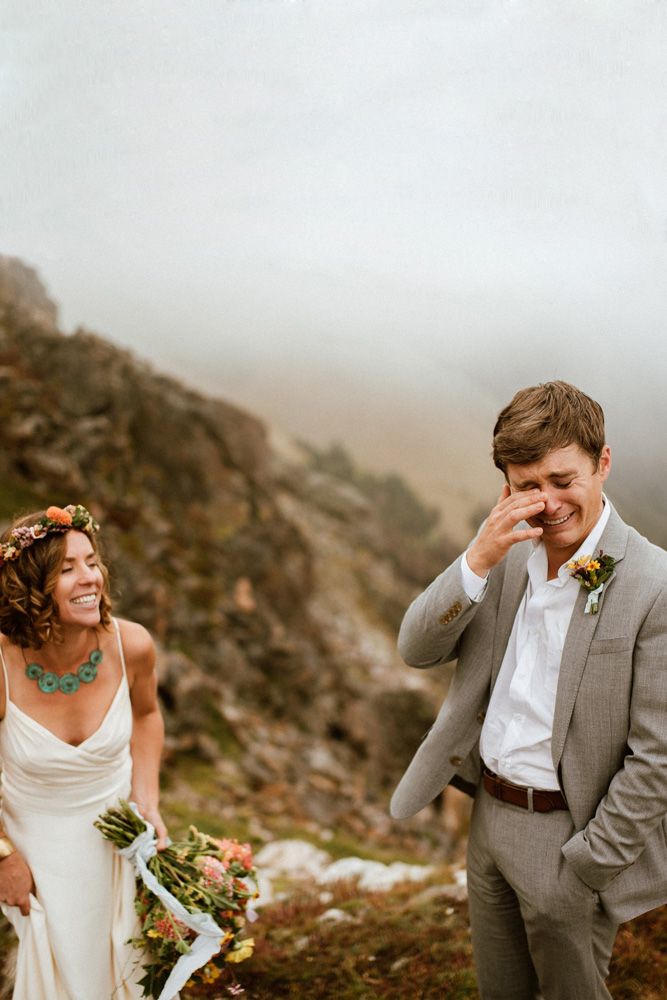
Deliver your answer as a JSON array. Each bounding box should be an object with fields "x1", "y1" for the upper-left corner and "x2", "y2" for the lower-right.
[{"x1": 390, "y1": 381, "x2": 667, "y2": 1000}]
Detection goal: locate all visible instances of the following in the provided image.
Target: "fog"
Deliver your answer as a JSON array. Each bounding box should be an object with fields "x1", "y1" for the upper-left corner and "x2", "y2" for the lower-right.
[{"x1": 2, "y1": 1, "x2": 667, "y2": 542}]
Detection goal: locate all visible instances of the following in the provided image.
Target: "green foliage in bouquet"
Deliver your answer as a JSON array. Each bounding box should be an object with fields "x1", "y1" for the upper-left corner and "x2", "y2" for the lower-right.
[{"x1": 95, "y1": 800, "x2": 256, "y2": 998}]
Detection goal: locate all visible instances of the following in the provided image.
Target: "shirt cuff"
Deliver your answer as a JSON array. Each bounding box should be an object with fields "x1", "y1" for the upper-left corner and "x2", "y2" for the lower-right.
[{"x1": 461, "y1": 552, "x2": 489, "y2": 602}]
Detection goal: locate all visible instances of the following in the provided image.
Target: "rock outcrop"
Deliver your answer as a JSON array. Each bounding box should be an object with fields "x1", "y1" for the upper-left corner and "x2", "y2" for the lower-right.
[{"x1": 0, "y1": 254, "x2": 462, "y2": 857}]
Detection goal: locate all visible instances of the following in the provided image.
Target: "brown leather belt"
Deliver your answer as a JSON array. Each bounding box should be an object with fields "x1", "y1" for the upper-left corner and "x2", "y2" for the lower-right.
[{"x1": 483, "y1": 768, "x2": 568, "y2": 813}]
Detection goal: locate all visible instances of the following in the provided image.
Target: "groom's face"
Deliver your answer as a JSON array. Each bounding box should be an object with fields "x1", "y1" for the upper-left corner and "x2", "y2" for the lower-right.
[{"x1": 505, "y1": 442, "x2": 611, "y2": 562}]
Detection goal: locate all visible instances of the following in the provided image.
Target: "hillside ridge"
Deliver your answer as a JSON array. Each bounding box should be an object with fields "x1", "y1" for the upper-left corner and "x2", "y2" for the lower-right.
[{"x1": 0, "y1": 253, "x2": 458, "y2": 857}]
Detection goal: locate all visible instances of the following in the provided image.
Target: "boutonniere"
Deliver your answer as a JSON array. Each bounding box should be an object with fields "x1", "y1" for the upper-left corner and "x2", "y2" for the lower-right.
[{"x1": 566, "y1": 551, "x2": 616, "y2": 614}]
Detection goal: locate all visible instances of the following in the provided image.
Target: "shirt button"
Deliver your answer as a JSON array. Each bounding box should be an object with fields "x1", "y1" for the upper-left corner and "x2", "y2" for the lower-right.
[{"x1": 449, "y1": 755, "x2": 463, "y2": 767}]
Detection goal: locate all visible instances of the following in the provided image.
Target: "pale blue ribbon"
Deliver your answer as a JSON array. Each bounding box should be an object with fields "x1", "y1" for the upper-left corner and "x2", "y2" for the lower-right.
[
  {"x1": 118, "y1": 805, "x2": 228, "y2": 1000},
  {"x1": 584, "y1": 583, "x2": 605, "y2": 614}
]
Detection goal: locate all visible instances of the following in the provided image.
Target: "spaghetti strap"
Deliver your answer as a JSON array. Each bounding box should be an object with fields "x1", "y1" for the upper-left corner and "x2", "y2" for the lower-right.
[
  {"x1": 0, "y1": 642, "x2": 11, "y2": 700},
  {"x1": 112, "y1": 618, "x2": 128, "y2": 679}
]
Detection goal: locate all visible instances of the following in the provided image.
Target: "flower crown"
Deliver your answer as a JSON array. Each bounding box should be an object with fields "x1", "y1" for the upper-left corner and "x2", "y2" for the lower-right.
[{"x1": 0, "y1": 505, "x2": 99, "y2": 568}]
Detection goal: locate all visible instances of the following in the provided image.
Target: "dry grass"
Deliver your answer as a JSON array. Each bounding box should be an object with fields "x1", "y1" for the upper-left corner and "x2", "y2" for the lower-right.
[
  {"x1": 183, "y1": 888, "x2": 667, "y2": 1000},
  {"x1": 607, "y1": 906, "x2": 667, "y2": 1000},
  {"x1": 186, "y1": 880, "x2": 477, "y2": 1000},
  {"x1": 2, "y1": 883, "x2": 666, "y2": 998}
]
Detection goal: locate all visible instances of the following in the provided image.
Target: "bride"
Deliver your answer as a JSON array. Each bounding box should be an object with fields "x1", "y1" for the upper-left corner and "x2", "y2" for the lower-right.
[{"x1": 0, "y1": 504, "x2": 167, "y2": 999}]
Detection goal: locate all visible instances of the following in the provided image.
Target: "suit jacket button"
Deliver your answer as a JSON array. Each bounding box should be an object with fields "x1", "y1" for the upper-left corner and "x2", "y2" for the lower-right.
[
  {"x1": 477, "y1": 711, "x2": 486, "y2": 723},
  {"x1": 450, "y1": 755, "x2": 463, "y2": 767}
]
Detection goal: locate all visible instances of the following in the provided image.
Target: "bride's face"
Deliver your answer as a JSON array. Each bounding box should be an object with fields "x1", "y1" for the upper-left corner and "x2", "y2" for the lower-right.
[{"x1": 53, "y1": 531, "x2": 104, "y2": 628}]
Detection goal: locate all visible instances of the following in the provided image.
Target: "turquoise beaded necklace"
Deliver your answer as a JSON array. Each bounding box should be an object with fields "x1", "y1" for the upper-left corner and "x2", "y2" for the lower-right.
[{"x1": 22, "y1": 632, "x2": 104, "y2": 695}]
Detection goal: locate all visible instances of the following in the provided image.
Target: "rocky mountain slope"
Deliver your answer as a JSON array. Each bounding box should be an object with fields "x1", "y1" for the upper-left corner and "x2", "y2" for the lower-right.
[
  {"x1": 0, "y1": 254, "x2": 463, "y2": 859},
  {"x1": 3, "y1": 258, "x2": 666, "y2": 1000}
]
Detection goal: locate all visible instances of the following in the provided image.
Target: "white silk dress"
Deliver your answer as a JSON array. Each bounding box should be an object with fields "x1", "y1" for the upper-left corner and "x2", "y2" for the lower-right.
[{"x1": 0, "y1": 619, "x2": 143, "y2": 999}]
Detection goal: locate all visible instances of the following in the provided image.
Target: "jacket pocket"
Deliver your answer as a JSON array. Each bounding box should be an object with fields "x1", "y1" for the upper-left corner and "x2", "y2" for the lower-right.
[{"x1": 588, "y1": 636, "x2": 632, "y2": 654}]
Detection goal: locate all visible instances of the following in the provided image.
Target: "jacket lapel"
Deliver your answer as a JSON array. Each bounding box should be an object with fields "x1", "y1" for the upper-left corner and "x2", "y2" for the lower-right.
[
  {"x1": 491, "y1": 543, "x2": 530, "y2": 687},
  {"x1": 551, "y1": 504, "x2": 629, "y2": 774}
]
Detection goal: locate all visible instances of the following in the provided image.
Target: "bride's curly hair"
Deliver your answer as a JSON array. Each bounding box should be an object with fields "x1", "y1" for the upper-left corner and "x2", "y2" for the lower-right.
[{"x1": 0, "y1": 511, "x2": 113, "y2": 648}]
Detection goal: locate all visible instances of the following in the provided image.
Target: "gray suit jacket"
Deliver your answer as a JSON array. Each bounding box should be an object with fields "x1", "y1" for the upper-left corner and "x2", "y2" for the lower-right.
[{"x1": 390, "y1": 504, "x2": 667, "y2": 922}]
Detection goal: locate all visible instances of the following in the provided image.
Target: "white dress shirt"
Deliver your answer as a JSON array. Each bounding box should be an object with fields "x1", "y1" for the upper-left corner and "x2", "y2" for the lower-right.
[{"x1": 461, "y1": 498, "x2": 611, "y2": 790}]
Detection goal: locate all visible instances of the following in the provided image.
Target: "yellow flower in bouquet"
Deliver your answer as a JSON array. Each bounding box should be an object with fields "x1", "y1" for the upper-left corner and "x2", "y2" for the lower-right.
[{"x1": 225, "y1": 938, "x2": 255, "y2": 963}]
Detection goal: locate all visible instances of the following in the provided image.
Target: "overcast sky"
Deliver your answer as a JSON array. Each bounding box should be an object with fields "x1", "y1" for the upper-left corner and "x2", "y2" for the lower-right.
[{"x1": 2, "y1": 1, "x2": 667, "y2": 541}]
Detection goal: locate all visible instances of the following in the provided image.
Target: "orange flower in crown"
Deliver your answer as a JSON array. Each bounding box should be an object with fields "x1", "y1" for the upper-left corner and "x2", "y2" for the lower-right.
[{"x1": 45, "y1": 506, "x2": 73, "y2": 525}]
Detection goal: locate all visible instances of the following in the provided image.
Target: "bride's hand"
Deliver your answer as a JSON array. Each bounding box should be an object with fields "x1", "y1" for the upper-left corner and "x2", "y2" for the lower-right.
[
  {"x1": 133, "y1": 802, "x2": 169, "y2": 851},
  {"x1": 0, "y1": 851, "x2": 35, "y2": 915}
]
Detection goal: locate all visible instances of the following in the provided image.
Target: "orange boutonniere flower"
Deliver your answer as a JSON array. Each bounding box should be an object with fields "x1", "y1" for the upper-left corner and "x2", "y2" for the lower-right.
[{"x1": 567, "y1": 550, "x2": 616, "y2": 614}]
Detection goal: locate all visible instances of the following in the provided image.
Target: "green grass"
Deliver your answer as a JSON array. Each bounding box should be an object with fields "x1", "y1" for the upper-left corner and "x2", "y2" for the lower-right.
[
  {"x1": 200, "y1": 705, "x2": 242, "y2": 759},
  {"x1": 163, "y1": 754, "x2": 223, "y2": 798},
  {"x1": 161, "y1": 797, "x2": 253, "y2": 845},
  {"x1": 160, "y1": 758, "x2": 253, "y2": 844}
]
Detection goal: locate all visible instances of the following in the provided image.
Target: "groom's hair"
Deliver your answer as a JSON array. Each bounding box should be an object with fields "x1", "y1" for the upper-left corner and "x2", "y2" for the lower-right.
[{"x1": 492, "y1": 381, "x2": 606, "y2": 473}]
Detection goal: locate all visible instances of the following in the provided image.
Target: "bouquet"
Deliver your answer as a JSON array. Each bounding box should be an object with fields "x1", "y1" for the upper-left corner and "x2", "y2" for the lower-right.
[{"x1": 95, "y1": 800, "x2": 257, "y2": 1000}]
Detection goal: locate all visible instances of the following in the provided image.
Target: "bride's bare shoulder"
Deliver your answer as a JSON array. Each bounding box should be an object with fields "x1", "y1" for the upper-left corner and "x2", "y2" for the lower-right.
[{"x1": 114, "y1": 619, "x2": 155, "y2": 674}]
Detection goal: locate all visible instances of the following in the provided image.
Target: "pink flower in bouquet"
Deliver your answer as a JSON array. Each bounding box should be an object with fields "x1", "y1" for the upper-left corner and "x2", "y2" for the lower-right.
[
  {"x1": 198, "y1": 855, "x2": 227, "y2": 887},
  {"x1": 214, "y1": 838, "x2": 254, "y2": 870},
  {"x1": 152, "y1": 911, "x2": 192, "y2": 942}
]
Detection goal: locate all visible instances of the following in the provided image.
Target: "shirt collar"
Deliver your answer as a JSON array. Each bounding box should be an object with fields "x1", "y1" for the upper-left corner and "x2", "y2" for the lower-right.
[{"x1": 528, "y1": 494, "x2": 610, "y2": 587}]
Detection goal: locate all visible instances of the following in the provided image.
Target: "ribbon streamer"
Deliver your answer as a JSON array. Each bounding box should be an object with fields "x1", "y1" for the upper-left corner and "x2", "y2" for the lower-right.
[
  {"x1": 584, "y1": 583, "x2": 604, "y2": 614},
  {"x1": 118, "y1": 804, "x2": 227, "y2": 1000}
]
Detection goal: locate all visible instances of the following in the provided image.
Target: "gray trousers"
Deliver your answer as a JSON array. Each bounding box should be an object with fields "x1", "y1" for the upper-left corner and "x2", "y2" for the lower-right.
[{"x1": 466, "y1": 785, "x2": 619, "y2": 1000}]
